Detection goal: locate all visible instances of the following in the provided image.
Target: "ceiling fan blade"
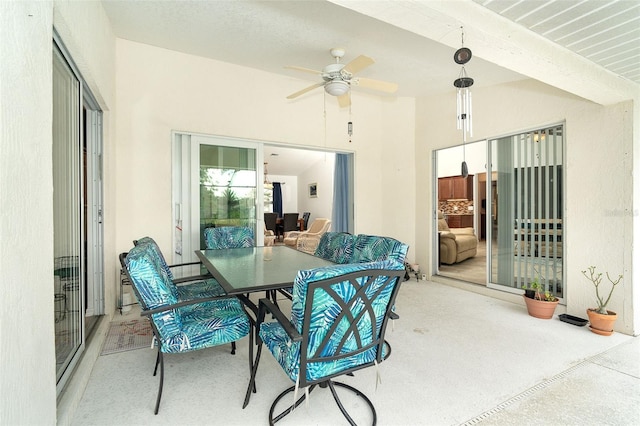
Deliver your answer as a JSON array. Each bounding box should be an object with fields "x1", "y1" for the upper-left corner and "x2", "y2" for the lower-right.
[
  {"x1": 353, "y1": 77, "x2": 398, "y2": 94},
  {"x1": 342, "y1": 55, "x2": 374, "y2": 76},
  {"x1": 284, "y1": 65, "x2": 322, "y2": 75},
  {"x1": 286, "y1": 82, "x2": 325, "y2": 99},
  {"x1": 337, "y1": 92, "x2": 351, "y2": 108}
]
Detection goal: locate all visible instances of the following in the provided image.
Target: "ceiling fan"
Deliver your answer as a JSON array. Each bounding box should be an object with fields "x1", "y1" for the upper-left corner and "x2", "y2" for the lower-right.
[{"x1": 285, "y1": 48, "x2": 398, "y2": 107}]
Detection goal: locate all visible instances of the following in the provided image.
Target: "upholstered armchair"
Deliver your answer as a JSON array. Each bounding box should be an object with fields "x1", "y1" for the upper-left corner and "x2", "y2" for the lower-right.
[
  {"x1": 438, "y1": 211, "x2": 478, "y2": 264},
  {"x1": 283, "y1": 218, "x2": 331, "y2": 253},
  {"x1": 121, "y1": 245, "x2": 251, "y2": 414},
  {"x1": 242, "y1": 260, "x2": 406, "y2": 424}
]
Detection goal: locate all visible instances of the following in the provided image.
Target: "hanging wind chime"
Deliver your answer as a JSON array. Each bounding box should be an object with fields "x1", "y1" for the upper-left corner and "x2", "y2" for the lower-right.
[{"x1": 453, "y1": 27, "x2": 473, "y2": 178}]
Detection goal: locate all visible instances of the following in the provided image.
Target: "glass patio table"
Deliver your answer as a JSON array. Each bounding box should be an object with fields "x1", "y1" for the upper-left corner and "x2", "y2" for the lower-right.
[{"x1": 195, "y1": 245, "x2": 335, "y2": 313}]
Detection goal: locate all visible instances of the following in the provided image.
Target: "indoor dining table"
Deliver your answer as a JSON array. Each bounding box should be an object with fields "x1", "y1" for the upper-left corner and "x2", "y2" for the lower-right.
[{"x1": 195, "y1": 245, "x2": 335, "y2": 314}]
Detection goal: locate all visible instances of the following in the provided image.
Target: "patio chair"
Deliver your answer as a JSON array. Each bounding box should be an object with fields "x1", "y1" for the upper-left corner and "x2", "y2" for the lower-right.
[
  {"x1": 242, "y1": 260, "x2": 406, "y2": 425},
  {"x1": 351, "y1": 234, "x2": 409, "y2": 264},
  {"x1": 314, "y1": 232, "x2": 357, "y2": 264},
  {"x1": 121, "y1": 246, "x2": 251, "y2": 415},
  {"x1": 204, "y1": 226, "x2": 255, "y2": 249}
]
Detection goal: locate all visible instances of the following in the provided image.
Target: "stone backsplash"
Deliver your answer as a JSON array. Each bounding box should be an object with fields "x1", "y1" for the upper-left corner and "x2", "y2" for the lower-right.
[{"x1": 438, "y1": 199, "x2": 474, "y2": 215}]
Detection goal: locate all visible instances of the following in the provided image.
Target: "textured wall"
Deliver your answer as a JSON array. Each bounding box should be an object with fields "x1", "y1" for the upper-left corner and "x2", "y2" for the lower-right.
[
  {"x1": 113, "y1": 39, "x2": 417, "y2": 262},
  {"x1": 417, "y1": 79, "x2": 635, "y2": 334},
  {"x1": 1, "y1": 2, "x2": 56, "y2": 423}
]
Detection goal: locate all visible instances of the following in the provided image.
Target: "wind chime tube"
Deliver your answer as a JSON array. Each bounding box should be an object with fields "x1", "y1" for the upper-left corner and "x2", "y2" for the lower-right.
[
  {"x1": 468, "y1": 91, "x2": 473, "y2": 138},
  {"x1": 456, "y1": 88, "x2": 463, "y2": 130},
  {"x1": 457, "y1": 87, "x2": 473, "y2": 142}
]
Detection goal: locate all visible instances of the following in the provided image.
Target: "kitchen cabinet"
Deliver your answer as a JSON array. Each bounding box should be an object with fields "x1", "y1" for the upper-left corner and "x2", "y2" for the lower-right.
[
  {"x1": 438, "y1": 175, "x2": 474, "y2": 200},
  {"x1": 447, "y1": 214, "x2": 474, "y2": 228}
]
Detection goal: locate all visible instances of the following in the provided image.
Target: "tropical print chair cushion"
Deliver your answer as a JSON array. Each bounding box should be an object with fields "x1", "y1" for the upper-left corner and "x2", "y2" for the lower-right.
[
  {"x1": 351, "y1": 234, "x2": 409, "y2": 264},
  {"x1": 125, "y1": 245, "x2": 250, "y2": 354},
  {"x1": 313, "y1": 232, "x2": 357, "y2": 264},
  {"x1": 259, "y1": 259, "x2": 404, "y2": 383},
  {"x1": 135, "y1": 236, "x2": 225, "y2": 299},
  {"x1": 204, "y1": 226, "x2": 255, "y2": 250}
]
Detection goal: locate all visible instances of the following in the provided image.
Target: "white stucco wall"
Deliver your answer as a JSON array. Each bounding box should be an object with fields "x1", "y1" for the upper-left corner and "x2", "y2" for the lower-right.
[
  {"x1": 1, "y1": 3, "x2": 56, "y2": 423},
  {"x1": 1, "y1": 1, "x2": 115, "y2": 424},
  {"x1": 416, "y1": 79, "x2": 635, "y2": 334},
  {"x1": 114, "y1": 39, "x2": 417, "y2": 261}
]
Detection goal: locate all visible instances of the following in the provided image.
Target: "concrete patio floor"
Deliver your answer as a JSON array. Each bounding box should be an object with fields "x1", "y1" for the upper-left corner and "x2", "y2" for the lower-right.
[{"x1": 71, "y1": 280, "x2": 639, "y2": 425}]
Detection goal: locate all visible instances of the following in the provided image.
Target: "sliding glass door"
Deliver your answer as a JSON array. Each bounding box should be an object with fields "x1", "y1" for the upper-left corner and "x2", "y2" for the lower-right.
[
  {"x1": 197, "y1": 143, "x2": 259, "y2": 248},
  {"x1": 53, "y1": 36, "x2": 104, "y2": 393},
  {"x1": 53, "y1": 43, "x2": 83, "y2": 386},
  {"x1": 487, "y1": 124, "x2": 564, "y2": 298},
  {"x1": 173, "y1": 134, "x2": 263, "y2": 267}
]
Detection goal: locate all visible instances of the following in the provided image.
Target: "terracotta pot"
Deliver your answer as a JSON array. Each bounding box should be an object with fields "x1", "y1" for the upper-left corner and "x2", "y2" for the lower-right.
[
  {"x1": 523, "y1": 295, "x2": 559, "y2": 319},
  {"x1": 586, "y1": 309, "x2": 617, "y2": 336}
]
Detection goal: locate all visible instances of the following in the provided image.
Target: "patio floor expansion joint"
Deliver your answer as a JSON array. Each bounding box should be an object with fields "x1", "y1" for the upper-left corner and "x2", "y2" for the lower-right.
[{"x1": 459, "y1": 352, "x2": 606, "y2": 425}]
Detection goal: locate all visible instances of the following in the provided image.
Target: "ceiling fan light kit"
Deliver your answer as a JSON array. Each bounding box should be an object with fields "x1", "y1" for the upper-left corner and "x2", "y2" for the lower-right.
[{"x1": 325, "y1": 80, "x2": 349, "y2": 96}]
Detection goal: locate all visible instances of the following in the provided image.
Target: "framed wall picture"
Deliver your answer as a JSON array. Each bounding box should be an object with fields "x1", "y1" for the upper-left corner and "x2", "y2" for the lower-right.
[{"x1": 308, "y1": 183, "x2": 317, "y2": 198}]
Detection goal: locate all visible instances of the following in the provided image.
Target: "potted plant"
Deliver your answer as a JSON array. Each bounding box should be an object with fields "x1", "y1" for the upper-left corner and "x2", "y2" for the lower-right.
[
  {"x1": 582, "y1": 266, "x2": 623, "y2": 336},
  {"x1": 522, "y1": 276, "x2": 559, "y2": 319}
]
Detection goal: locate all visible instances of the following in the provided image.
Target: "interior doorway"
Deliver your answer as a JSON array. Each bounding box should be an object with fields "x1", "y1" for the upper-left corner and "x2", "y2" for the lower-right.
[{"x1": 435, "y1": 140, "x2": 487, "y2": 285}]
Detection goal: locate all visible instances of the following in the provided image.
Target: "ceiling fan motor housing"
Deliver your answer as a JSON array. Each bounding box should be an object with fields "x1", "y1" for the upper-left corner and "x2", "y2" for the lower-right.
[{"x1": 322, "y1": 63, "x2": 347, "y2": 82}]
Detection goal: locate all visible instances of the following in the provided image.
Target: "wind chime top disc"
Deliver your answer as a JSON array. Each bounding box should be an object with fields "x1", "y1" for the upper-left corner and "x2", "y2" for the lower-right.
[{"x1": 454, "y1": 47, "x2": 472, "y2": 64}]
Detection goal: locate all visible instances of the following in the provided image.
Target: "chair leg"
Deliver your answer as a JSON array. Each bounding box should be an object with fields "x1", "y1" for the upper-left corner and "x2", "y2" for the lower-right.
[
  {"x1": 269, "y1": 384, "x2": 317, "y2": 424},
  {"x1": 328, "y1": 381, "x2": 377, "y2": 426},
  {"x1": 242, "y1": 342, "x2": 263, "y2": 409},
  {"x1": 154, "y1": 350, "x2": 165, "y2": 415},
  {"x1": 153, "y1": 351, "x2": 160, "y2": 376},
  {"x1": 231, "y1": 341, "x2": 236, "y2": 354}
]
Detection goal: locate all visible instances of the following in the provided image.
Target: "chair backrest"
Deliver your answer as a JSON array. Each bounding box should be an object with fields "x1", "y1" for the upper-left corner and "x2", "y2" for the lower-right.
[
  {"x1": 314, "y1": 232, "x2": 357, "y2": 264},
  {"x1": 302, "y1": 212, "x2": 311, "y2": 229},
  {"x1": 351, "y1": 235, "x2": 409, "y2": 264},
  {"x1": 282, "y1": 213, "x2": 299, "y2": 232},
  {"x1": 305, "y1": 218, "x2": 331, "y2": 235},
  {"x1": 438, "y1": 211, "x2": 450, "y2": 232},
  {"x1": 290, "y1": 260, "x2": 405, "y2": 386},
  {"x1": 204, "y1": 226, "x2": 255, "y2": 249},
  {"x1": 264, "y1": 212, "x2": 277, "y2": 233},
  {"x1": 122, "y1": 246, "x2": 183, "y2": 338},
  {"x1": 134, "y1": 237, "x2": 174, "y2": 280}
]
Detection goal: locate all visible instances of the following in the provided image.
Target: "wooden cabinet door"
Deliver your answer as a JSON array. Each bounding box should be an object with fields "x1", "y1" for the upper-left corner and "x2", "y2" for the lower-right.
[
  {"x1": 438, "y1": 178, "x2": 453, "y2": 200},
  {"x1": 451, "y1": 175, "x2": 474, "y2": 200},
  {"x1": 447, "y1": 215, "x2": 461, "y2": 228},
  {"x1": 460, "y1": 215, "x2": 474, "y2": 228}
]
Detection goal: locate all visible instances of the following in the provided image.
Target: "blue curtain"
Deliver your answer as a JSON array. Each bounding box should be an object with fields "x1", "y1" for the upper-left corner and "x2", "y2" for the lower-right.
[
  {"x1": 332, "y1": 154, "x2": 351, "y2": 232},
  {"x1": 273, "y1": 182, "x2": 283, "y2": 218}
]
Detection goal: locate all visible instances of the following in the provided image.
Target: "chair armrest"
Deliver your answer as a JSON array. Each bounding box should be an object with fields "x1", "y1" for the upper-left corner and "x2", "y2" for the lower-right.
[
  {"x1": 284, "y1": 231, "x2": 302, "y2": 239},
  {"x1": 439, "y1": 231, "x2": 456, "y2": 240},
  {"x1": 257, "y1": 298, "x2": 301, "y2": 344},
  {"x1": 451, "y1": 227, "x2": 475, "y2": 236},
  {"x1": 167, "y1": 261, "x2": 212, "y2": 284}
]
